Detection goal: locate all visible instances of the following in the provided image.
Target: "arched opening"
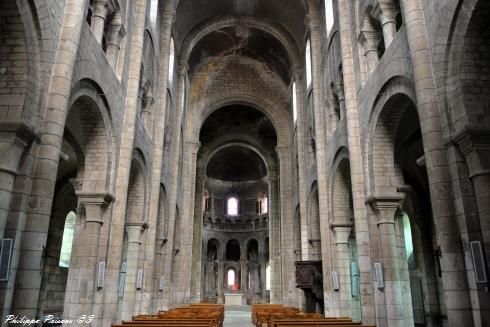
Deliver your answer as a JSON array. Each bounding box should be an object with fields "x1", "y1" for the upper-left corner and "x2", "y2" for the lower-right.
[
  {"x1": 34, "y1": 86, "x2": 112, "y2": 319},
  {"x1": 324, "y1": 0, "x2": 335, "y2": 35},
  {"x1": 204, "y1": 239, "x2": 220, "y2": 300},
  {"x1": 292, "y1": 81, "x2": 298, "y2": 123},
  {"x1": 371, "y1": 92, "x2": 446, "y2": 326},
  {"x1": 59, "y1": 211, "x2": 76, "y2": 268},
  {"x1": 332, "y1": 157, "x2": 361, "y2": 320},
  {"x1": 226, "y1": 240, "x2": 241, "y2": 261},
  {"x1": 168, "y1": 37, "x2": 175, "y2": 85},
  {"x1": 305, "y1": 39, "x2": 312, "y2": 87},
  {"x1": 119, "y1": 154, "x2": 147, "y2": 320},
  {"x1": 227, "y1": 268, "x2": 237, "y2": 290},
  {"x1": 226, "y1": 196, "x2": 239, "y2": 216},
  {"x1": 197, "y1": 105, "x2": 275, "y2": 303}
]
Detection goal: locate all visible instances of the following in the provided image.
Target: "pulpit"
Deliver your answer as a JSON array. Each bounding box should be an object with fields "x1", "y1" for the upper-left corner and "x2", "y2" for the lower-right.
[{"x1": 295, "y1": 260, "x2": 324, "y2": 313}]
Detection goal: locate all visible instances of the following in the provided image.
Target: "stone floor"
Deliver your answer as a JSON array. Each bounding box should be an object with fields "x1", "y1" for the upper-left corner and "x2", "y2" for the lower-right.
[{"x1": 223, "y1": 305, "x2": 253, "y2": 327}]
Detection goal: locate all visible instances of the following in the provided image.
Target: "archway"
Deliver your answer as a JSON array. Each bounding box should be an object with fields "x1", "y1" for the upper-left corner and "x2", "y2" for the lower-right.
[{"x1": 370, "y1": 93, "x2": 445, "y2": 326}]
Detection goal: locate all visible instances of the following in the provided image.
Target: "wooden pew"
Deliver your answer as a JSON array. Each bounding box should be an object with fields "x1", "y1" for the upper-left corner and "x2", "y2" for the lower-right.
[{"x1": 115, "y1": 303, "x2": 224, "y2": 327}]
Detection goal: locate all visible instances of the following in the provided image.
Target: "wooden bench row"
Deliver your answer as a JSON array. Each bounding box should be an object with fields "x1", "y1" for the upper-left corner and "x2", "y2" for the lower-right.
[
  {"x1": 251, "y1": 304, "x2": 375, "y2": 327},
  {"x1": 112, "y1": 303, "x2": 224, "y2": 327}
]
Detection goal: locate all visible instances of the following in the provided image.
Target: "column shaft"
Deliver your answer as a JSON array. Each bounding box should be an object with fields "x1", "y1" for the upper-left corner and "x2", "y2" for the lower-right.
[
  {"x1": 400, "y1": 0, "x2": 473, "y2": 325},
  {"x1": 11, "y1": 0, "x2": 89, "y2": 317}
]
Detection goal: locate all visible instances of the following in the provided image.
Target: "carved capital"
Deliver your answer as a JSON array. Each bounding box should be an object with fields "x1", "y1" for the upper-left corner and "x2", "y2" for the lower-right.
[
  {"x1": 125, "y1": 222, "x2": 148, "y2": 243},
  {"x1": 367, "y1": 194, "x2": 404, "y2": 226},
  {"x1": 76, "y1": 192, "x2": 113, "y2": 224},
  {"x1": 0, "y1": 122, "x2": 37, "y2": 175},
  {"x1": 454, "y1": 127, "x2": 490, "y2": 178}
]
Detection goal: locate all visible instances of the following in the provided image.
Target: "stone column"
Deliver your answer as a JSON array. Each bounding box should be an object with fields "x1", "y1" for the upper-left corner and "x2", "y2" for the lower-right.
[
  {"x1": 0, "y1": 124, "x2": 35, "y2": 240},
  {"x1": 121, "y1": 223, "x2": 146, "y2": 321},
  {"x1": 276, "y1": 145, "x2": 297, "y2": 306},
  {"x1": 336, "y1": 0, "x2": 376, "y2": 323},
  {"x1": 217, "y1": 261, "x2": 224, "y2": 303},
  {"x1": 63, "y1": 193, "x2": 112, "y2": 323},
  {"x1": 334, "y1": 75, "x2": 345, "y2": 121},
  {"x1": 162, "y1": 65, "x2": 187, "y2": 310},
  {"x1": 171, "y1": 140, "x2": 200, "y2": 305},
  {"x1": 292, "y1": 68, "x2": 310, "y2": 262},
  {"x1": 332, "y1": 226, "x2": 352, "y2": 319},
  {"x1": 369, "y1": 196, "x2": 413, "y2": 327},
  {"x1": 11, "y1": 0, "x2": 90, "y2": 317},
  {"x1": 260, "y1": 255, "x2": 267, "y2": 302},
  {"x1": 91, "y1": 0, "x2": 108, "y2": 44},
  {"x1": 379, "y1": 9, "x2": 398, "y2": 48},
  {"x1": 190, "y1": 168, "x2": 206, "y2": 302},
  {"x1": 100, "y1": 0, "x2": 148, "y2": 323},
  {"x1": 268, "y1": 168, "x2": 282, "y2": 303},
  {"x1": 400, "y1": 0, "x2": 474, "y2": 325},
  {"x1": 454, "y1": 129, "x2": 490, "y2": 275},
  {"x1": 240, "y1": 260, "x2": 248, "y2": 300},
  {"x1": 359, "y1": 29, "x2": 381, "y2": 74},
  {"x1": 306, "y1": 0, "x2": 335, "y2": 314},
  {"x1": 140, "y1": 0, "x2": 174, "y2": 315},
  {"x1": 106, "y1": 12, "x2": 125, "y2": 69}
]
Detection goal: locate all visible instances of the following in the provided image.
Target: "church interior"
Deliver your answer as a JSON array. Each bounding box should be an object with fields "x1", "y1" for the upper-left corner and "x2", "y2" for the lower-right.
[{"x1": 0, "y1": 0, "x2": 489, "y2": 326}]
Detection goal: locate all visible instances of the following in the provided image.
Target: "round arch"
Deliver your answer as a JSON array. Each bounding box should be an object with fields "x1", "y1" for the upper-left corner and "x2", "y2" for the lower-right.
[{"x1": 190, "y1": 96, "x2": 292, "y2": 147}]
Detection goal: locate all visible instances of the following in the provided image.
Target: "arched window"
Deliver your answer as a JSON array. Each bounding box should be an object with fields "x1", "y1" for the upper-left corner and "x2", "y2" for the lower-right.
[
  {"x1": 204, "y1": 191, "x2": 210, "y2": 212},
  {"x1": 59, "y1": 211, "x2": 76, "y2": 268},
  {"x1": 258, "y1": 192, "x2": 268, "y2": 214},
  {"x1": 150, "y1": 0, "x2": 158, "y2": 30},
  {"x1": 403, "y1": 212, "x2": 414, "y2": 267},
  {"x1": 324, "y1": 0, "x2": 334, "y2": 35},
  {"x1": 305, "y1": 39, "x2": 312, "y2": 87},
  {"x1": 227, "y1": 196, "x2": 239, "y2": 216},
  {"x1": 227, "y1": 269, "x2": 236, "y2": 287},
  {"x1": 168, "y1": 37, "x2": 175, "y2": 85},
  {"x1": 292, "y1": 81, "x2": 298, "y2": 123},
  {"x1": 266, "y1": 264, "x2": 271, "y2": 291}
]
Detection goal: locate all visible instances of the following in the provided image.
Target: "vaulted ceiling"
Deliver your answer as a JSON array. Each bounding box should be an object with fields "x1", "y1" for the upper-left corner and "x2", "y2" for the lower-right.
[{"x1": 174, "y1": 0, "x2": 307, "y2": 48}]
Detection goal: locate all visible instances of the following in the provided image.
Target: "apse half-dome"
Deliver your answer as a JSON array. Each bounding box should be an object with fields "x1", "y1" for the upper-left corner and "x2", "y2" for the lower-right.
[{"x1": 206, "y1": 146, "x2": 266, "y2": 181}]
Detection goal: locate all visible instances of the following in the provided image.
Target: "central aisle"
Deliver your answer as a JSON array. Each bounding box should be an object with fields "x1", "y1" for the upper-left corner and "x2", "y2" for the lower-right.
[{"x1": 223, "y1": 305, "x2": 253, "y2": 327}]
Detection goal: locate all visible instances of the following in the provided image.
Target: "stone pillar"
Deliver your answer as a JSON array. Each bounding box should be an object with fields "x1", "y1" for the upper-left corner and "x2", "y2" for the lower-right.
[
  {"x1": 276, "y1": 145, "x2": 297, "y2": 306},
  {"x1": 140, "y1": 0, "x2": 174, "y2": 315},
  {"x1": 91, "y1": 0, "x2": 108, "y2": 44},
  {"x1": 106, "y1": 12, "x2": 125, "y2": 69},
  {"x1": 400, "y1": 0, "x2": 474, "y2": 325},
  {"x1": 240, "y1": 260, "x2": 248, "y2": 299},
  {"x1": 306, "y1": 1, "x2": 335, "y2": 314},
  {"x1": 121, "y1": 223, "x2": 146, "y2": 321},
  {"x1": 171, "y1": 140, "x2": 200, "y2": 305},
  {"x1": 334, "y1": 75, "x2": 345, "y2": 121},
  {"x1": 63, "y1": 193, "x2": 112, "y2": 323},
  {"x1": 162, "y1": 65, "x2": 187, "y2": 310},
  {"x1": 0, "y1": 124, "x2": 35, "y2": 240},
  {"x1": 332, "y1": 226, "x2": 352, "y2": 319},
  {"x1": 190, "y1": 169, "x2": 206, "y2": 302},
  {"x1": 359, "y1": 29, "x2": 381, "y2": 74},
  {"x1": 369, "y1": 196, "x2": 413, "y2": 327},
  {"x1": 100, "y1": 0, "x2": 148, "y2": 323},
  {"x1": 379, "y1": 10, "x2": 397, "y2": 48},
  {"x1": 268, "y1": 168, "x2": 282, "y2": 303},
  {"x1": 454, "y1": 129, "x2": 490, "y2": 269},
  {"x1": 217, "y1": 261, "x2": 224, "y2": 303},
  {"x1": 291, "y1": 68, "x2": 310, "y2": 262},
  {"x1": 11, "y1": 0, "x2": 90, "y2": 318},
  {"x1": 260, "y1": 257, "x2": 267, "y2": 302},
  {"x1": 336, "y1": 0, "x2": 377, "y2": 323},
  {"x1": 140, "y1": 90, "x2": 155, "y2": 132}
]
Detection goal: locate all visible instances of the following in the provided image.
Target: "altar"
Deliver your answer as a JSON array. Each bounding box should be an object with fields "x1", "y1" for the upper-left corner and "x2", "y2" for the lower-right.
[{"x1": 224, "y1": 293, "x2": 243, "y2": 305}]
